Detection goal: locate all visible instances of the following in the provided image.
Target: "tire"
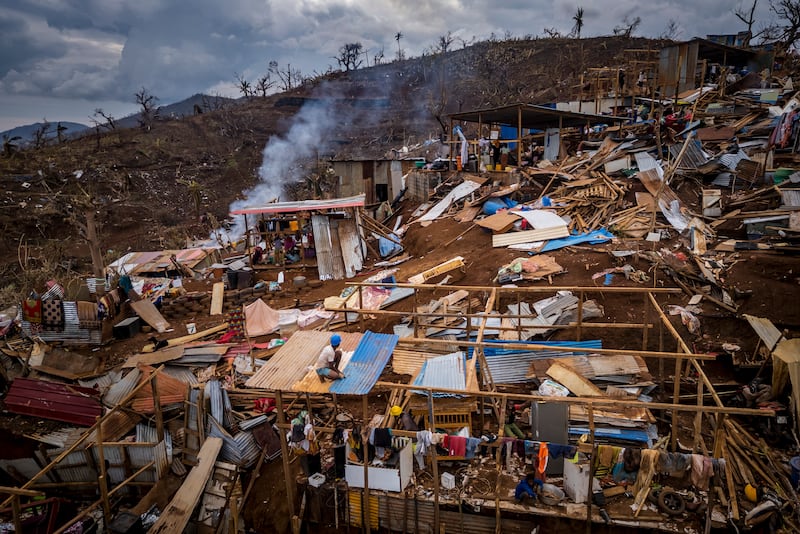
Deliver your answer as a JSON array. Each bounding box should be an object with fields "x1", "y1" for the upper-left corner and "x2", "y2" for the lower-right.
[{"x1": 658, "y1": 489, "x2": 686, "y2": 516}]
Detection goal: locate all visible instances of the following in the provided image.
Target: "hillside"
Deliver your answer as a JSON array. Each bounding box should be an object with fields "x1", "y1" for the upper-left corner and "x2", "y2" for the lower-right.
[{"x1": 0, "y1": 35, "x2": 664, "y2": 301}]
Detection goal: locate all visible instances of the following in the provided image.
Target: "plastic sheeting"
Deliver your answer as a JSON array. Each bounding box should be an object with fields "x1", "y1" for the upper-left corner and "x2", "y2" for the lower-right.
[{"x1": 538, "y1": 228, "x2": 614, "y2": 253}]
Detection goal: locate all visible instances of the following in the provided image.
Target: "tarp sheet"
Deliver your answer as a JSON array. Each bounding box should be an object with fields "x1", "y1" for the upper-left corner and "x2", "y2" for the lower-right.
[{"x1": 244, "y1": 299, "x2": 280, "y2": 337}]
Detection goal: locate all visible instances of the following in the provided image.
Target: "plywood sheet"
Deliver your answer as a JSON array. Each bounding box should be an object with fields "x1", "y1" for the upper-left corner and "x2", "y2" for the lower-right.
[
  {"x1": 130, "y1": 299, "x2": 170, "y2": 333},
  {"x1": 474, "y1": 211, "x2": 519, "y2": 233},
  {"x1": 148, "y1": 437, "x2": 223, "y2": 534},
  {"x1": 491, "y1": 226, "x2": 569, "y2": 247},
  {"x1": 210, "y1": 282, "x2": 224, "y2": 315},
  {"x1": 123, "y1": 347, "x2": 184, "y2": 368},
  {"x1": 546, "y1": 362, "x2": 604, "y2": 397}
]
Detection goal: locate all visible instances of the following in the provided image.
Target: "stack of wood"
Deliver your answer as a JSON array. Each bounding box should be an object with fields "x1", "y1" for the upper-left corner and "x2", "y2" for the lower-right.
[
  {"x1": 415, "y1": 290, "x2": 477, "y2": 336},
  {"x1": 549, "y1": 172, "x2": 630, "y2": 233},
  {"x1": 721, "y1": 417, "x2": 798, "y2": 528}
]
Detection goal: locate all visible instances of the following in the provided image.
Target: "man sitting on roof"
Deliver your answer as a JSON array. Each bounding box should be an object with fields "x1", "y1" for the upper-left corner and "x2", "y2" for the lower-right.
[{"x1": 316, "y1": 334, "x2": 346, "y2": 381}]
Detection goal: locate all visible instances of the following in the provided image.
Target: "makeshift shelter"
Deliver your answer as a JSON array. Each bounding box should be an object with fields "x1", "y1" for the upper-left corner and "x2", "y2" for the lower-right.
[
  {"x1": 230, "y1": 194, "x2": 367, "y2": 280},
  {"x1": 448, "y1": 103, "x2": 626, "y2": 166}
]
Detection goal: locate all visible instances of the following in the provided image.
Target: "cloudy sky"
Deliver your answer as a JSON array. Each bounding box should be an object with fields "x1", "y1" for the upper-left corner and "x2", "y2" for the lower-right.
[{"x1": 0, "y1": 0, "x2": 774, "y2": 131}]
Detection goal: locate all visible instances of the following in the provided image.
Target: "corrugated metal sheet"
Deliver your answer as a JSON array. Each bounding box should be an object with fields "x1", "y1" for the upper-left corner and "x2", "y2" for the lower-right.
[
  {"x1": 329, "y1": 331, "x2": 399, "y2": 395},
  {"x1": 207, "y1": 418, "x2": 260, "y2": 468},
  {"x1": 477, "y1": 340, "x2": 603, "y2": 384},
  {"x1": 719, "y1": 150, "x2": 749, "y2": 171},
  {"x1": 312, "y1": 214, "x2": 345, "y2": 281},
  {"x1": 338, "y1": 218, "x2": 364, "y2": 278},
  {"x1": 79, "y1": 370, "x2": 123, "y2": 392},
  {"x1": 206, "y1": 379, "x2": 224, "y2": 425},
  {"x1": 244, "y1": 330, "x2": 362, "y2": 390},
  {"x1": 239, "y1": 415, "x2": 268, "y2": 430},
  {"x1": 231, "y1": 194, "x2": 366, "y2": 215},
  {"x1": 44, "y1": 449, "x2": 96, "y2": 483},
  {"x1": 20, "y1": 301, "x2": 102, "y2": 345},
  {"x1": 781, "y1": 189, "x2": 800, "y2": 207},
  {"x1": 5, "y1": 378, "x2": 102, "y2": 426},
  {"x1": 103, "y1": 368, "x2": 141, "y2": 407},
  {"x1": 107, "y1": 247, "x2": 217, "y2": 276},
  {"x1": 744, "y1": 314, "x2": 784, "y2": 351},
  {"x1": 374, "y1": 493, "x2": 536, "y2": 534},
  {"x1": 670, "y1": 140, "x2": 707, "y2": 169},
  {"x1": 411, "y1": 352, "x2": 466, "y2": 397},
  {"x1": 391, "y1": 348, "x2": 449, "y2": 376},
  {"x1": 162, "y1": 365, "x2": 199, "y2": 384},
  {"x1": 135, "y1": 424, "x2": 172, "y2": 481}
]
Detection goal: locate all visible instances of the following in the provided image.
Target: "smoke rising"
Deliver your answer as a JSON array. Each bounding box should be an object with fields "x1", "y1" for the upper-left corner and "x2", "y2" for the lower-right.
[{"x1": 225, "y1": 100, "x2": 336, "y2": 238}]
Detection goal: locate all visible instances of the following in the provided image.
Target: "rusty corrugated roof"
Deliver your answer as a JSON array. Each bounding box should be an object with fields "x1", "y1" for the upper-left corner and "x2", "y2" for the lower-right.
[
  {"x1": 5, "y1": 378, "x2": 102, "y2": 426},
  {"x1": 231, "y1": 194, "x2": 365, "y2": 215},
  {"x1": 244, "y1": 330, "x2": 362, "y2": 390}
]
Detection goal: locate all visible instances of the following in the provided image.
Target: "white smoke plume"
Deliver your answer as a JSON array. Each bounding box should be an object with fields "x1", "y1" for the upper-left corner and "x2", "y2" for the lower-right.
[{"x1": 225, "y1": 100, "x2": 336, "y2": 240}]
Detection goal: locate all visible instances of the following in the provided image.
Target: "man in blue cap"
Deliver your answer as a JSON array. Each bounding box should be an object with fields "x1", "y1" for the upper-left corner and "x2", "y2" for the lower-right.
[{"x1": 316, "y1": 334, "x2": 346, "y2": 381}]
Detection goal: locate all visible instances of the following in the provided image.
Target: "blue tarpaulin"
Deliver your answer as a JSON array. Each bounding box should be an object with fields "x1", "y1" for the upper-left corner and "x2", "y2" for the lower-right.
[
  {"x1": 378, "y1": 233, "x2": 402, "y2": 257},
  {"x1": 537, "y1": 228, "x2": 614, "y2": 253}
]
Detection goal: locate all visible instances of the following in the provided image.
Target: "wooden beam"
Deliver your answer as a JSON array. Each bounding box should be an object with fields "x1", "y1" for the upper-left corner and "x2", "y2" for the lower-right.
[
  {"x1": 147, "y1": 437, "x2": 223, "y2": 533},
  {"x1": 372, "y1": 382, "x2": 773, "y2": 416},
  {"x1": 397, "y1": 335, "x2": 716, "y2": 361},
  {"x1": 346, "y1": 282, "x2": 681, "y2": 294}
]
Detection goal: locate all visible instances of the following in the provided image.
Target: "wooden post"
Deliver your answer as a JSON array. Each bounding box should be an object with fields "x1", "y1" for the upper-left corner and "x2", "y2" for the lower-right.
[
  {"x1": 672, "y1": 345, "x2": 683, "y2": 452},
  {"x1": 276, "y1": 391, "x2": 296, "y2": 526},
  {"x1": 576, "y1": 290, "x2": 584, "y2": 341},
  {"x1": 642, "y1": 292, "x2": 650, "y2": 351},
  {"x1": 494, "y1": 401, "x2": 507, "y2": 534},
  {"x1": 585, "y1": 406, "x2": 596, "y2": 532},
  {"x1": 94, "y1": 416, "x2": 112, "y2": 522},
  {"x1": 359, "y1": 286, "x2": 365, "y2": 332},
  {"x1": 413, "y1": 288, "x2": 419, "y2": 338},
  {"x1": 12, "y1": 497, "x2": 22, "y2": 534},
  {"x1": 362, "y1": 395, "x2": 371, "y2": 533},
  {"x1": 694, "y1": 377, "x2": 703, "y2": 452},
  {"x1": 428, "y1": 391, "x2": 440, "y2": 534},
  {"x1": 152, "y1": 374, "x2": 164, "y2": 443}
]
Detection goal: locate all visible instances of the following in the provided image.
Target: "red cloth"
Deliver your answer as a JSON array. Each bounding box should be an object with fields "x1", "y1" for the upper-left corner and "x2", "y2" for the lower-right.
[{"x1": 449, "y1": 436, "x2": 467, "y2": 457}]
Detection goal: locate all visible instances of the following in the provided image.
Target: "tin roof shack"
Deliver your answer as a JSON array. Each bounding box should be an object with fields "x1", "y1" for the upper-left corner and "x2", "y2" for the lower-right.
[
  {"x1": 657, "y1": 38, "x2": 767, "y2": 98},
  {"x1": 231, "y1": 194, "x2": 367, "y2": 281},
  {"x1": 330, "y1": 158, "x2": 418, "y2": 207},
  {"x1": 448, "y1": 103, "x2": 626, "y2": 170},
  {"x1": 106, "y1": 247, "x2": 220, "y2": 278}
]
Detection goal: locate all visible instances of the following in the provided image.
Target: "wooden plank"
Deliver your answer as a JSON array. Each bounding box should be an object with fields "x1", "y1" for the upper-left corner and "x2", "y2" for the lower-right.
[
  {"x1": 545, "y1": 362, "x2": 604, "y2": 397},
  {"x1": 131, "y1": 299, "x2": 171, "y2": 333},
  {"x1": 474, "y1": 211, "x2": 520, "y2": 233},
  {"x1": 123, "y1": 347, "x2": 184, "y2": 368},
  {"x1": 147, "y1": 437, "x2": 223, "y2": 533},
  {"x1": 408, "y1": 256, "x2": 465, "y2": 285},
  {"x1": 491, "y1": 226, "x2": 569, "y2": 247},
  {"x1": 210, "y1": 282, "x2": 224, "y2": 316}
]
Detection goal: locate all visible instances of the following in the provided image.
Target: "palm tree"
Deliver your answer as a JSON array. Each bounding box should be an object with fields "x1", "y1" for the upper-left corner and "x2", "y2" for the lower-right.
[
  {"x1": 572, "y1": 7, "x2": 585, "y2": 38},
  {"x1": 395, "y1": 32, "x2": 404, "y2": 61}
]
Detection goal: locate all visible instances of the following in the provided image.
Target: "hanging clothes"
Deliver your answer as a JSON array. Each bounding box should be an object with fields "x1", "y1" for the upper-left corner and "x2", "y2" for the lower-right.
[
  {"x1": 536, "y1": 443, "x2": 549, "y2": 478},
  {"x1": 448, "y1": 435, "x2": 467, "y2": 456}
]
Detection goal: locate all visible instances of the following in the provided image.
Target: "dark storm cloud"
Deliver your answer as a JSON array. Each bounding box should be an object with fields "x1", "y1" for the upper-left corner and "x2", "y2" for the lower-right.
[{"x1": 0, "y1": 0, "x2": 778, "y2": 130}]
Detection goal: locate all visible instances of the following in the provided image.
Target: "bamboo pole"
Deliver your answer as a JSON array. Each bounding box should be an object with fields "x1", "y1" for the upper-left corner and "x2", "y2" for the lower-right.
[
  {"x1": 428, "y1": 391, "x2": 440, "y2": 534},
  {"x1": 347, "y1": 282, "x2": 681, "y2": 294},
  {"x1": 95, "y1": 416, "x2": 111, "y2": 522}
]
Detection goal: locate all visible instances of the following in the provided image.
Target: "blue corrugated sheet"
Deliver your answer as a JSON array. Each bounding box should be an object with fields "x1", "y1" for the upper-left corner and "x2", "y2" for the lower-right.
[
  {"x1": 468, "y1": 339, "x2": 603, "y2": 357},
  {"x1": 475, "y1": 340, "x2": 603, "y2": 384},
  {"x1": 329, "y1": 330, "x2": 398, "y2": 395},
  {"x1": 569, "y1": 426, "x2": 651, "y2": 445},
  {"x1": 411, "y1": 352, "x2": 466, "y2": 397}
]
